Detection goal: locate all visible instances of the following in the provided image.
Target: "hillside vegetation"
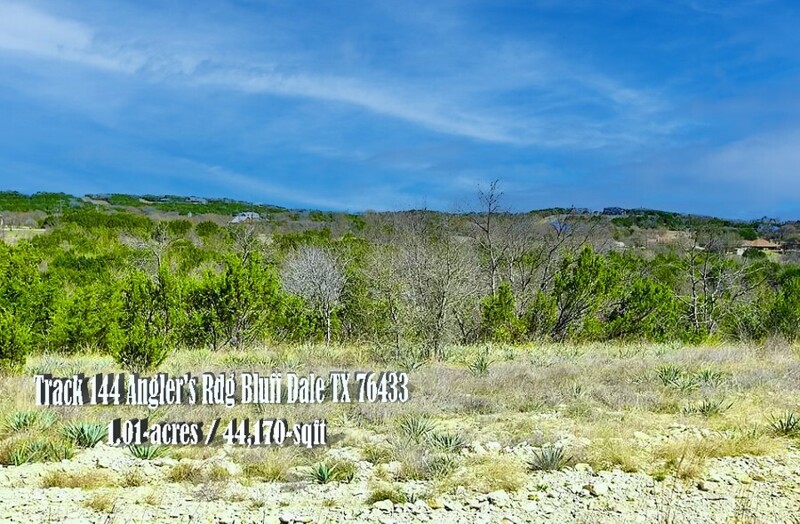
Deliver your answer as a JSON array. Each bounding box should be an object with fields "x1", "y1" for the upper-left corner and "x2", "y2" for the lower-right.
[
  {"x1": 2, "y1": 187, "x2": 800, "y2": 372},
  {"x1": 2, "y1": 189, "x2": 800, "y2": 523}
]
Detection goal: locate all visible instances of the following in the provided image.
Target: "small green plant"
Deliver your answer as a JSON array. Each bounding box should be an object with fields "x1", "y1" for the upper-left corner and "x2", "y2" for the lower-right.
[
  {"x1": 128, "y1": 444, "x2": 167, "y2": 460},
  {"x1": 308, "y1": 460, "x2": 357, "y2": 484},
  {"x1": 674, "y1": 376, "x2": 700, "y2": 394},
  {"x1": 398, "y1": 414, "x2": 436, "y2": 443},
  {"x1": 428, "y1": 431, "x2": 467, "y2": 453},
  {"x1": 4, "y1": 439, "x2": 74, "y2": 465},
  {"x1": 657, "y1": 364, "x2": 682, "y2": 386},
  {"x1": 396, "y1": 351, "x2": 427, "y2": 372},
  {"x1": 5, "y1": 411, "x2": 39, "y2": 432},
  {"x1": 769, "y1": 412, "x2": 800, "y2": 436},
  {"x1": 528, "y1": 446, "x2": 571, "y2": 472},
  {"x1": 695, "y1": 368, "x2": 727, "y2": 387},
  {"x1": 43, "y1": 440, "x2": 75, "y2": 461},
  {"x1": 682, "y1": 398, "x2": 732, "y2": 417},
  {"x1": 37, "y1": 411, "x2": 58, "y2": 430},
  {"x1": 467, "y1": 350, "x2": 494, "y2": 377},
  {"x1": 63, "y1": 422, "x2": 107, "y2": 448},
  {"x1": 362, "y1": 441, "x2": 394, "y2": 464},
  {"x1": 8, "y1": 446, "x2": 30, "y2": 466},
  {"x1": 309, "y1": 461, "x2": 338, "y2": 484},
  {"x1": 569, "y1": 382, "x2": 585, "y2": 398},
  {"x1": 333, "y1": 459, "x2": 358, "y2": 483},
  {"x1": 426, "y1": 453, "x2": 459, "y2": 478}
]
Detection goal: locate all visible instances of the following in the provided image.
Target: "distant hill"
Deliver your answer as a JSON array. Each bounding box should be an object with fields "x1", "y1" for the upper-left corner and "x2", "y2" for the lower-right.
[{"x1": 0, "y1": 190, "x2": 793, "y2": 243}]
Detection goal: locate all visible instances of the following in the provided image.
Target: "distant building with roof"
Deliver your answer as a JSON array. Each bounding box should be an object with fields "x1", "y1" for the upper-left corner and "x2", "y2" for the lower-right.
[
  {"x1": 736, "y1": 238, "x2": 782, "y2": 256},
  {"x1": 230, "y1": 211, "x2": 261, "y2": 224}
]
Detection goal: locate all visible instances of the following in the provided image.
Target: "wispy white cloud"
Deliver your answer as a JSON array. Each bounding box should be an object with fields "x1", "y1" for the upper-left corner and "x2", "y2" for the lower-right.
[
  {"x1": 0, "y1": 1, "x2": 669, "y2": 149},
  {"x1": 0, "y1": 1, "x2": 143, "y2": 72},
  {"x1": 699, "y1": 130, "x2": 800, "y2": 190}
]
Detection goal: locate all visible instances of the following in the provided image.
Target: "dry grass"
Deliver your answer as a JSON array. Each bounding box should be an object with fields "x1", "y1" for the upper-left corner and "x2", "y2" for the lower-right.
[
  {"x1": 240, "y1": 447, "x2": 301, "y2": 482},
  {"x1": 41, "y1": 469, "x2": 117, "y2": 489},
  {"x1": 443, "y1": 453, "x2": 528, "y2": 494},
  {"x1": 0, "y1": 341, "x2": 796, "y2": 504},
  {"x1": 165, "y1": 461, "x2": 231, "y2": 484},
  {"x1": 653, "y1": 430, "x2": 778, "y2": 479},
  {"x1": 120, "y1": 469, "x2": 147, "y2": 487},
  {"x1": 82, "y1": 490, "x2": 118, "y2": 513}
]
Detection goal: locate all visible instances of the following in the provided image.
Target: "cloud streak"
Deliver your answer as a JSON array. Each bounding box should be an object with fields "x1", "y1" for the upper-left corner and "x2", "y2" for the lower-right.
[{"x1": 0, "y1": 1, "x2": 667, "y2": 149}]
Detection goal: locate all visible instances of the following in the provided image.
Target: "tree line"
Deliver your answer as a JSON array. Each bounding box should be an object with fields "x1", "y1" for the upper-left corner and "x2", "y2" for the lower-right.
[{"x1": 2, "y1": 185, "x2": 800, "y2": 372}]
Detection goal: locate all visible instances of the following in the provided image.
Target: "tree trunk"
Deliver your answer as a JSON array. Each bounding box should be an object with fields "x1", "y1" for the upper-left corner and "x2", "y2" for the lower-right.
[{"x1": 325, "y1": 311, "x2": 332, "y2": 346}]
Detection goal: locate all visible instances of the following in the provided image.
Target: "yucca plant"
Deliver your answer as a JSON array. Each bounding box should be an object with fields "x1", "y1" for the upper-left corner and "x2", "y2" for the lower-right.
[
  {"x1": 398, "y1": 414, "x2": 436, "y2": 443},
  {"x1": 128, "y1": 444, "x2": 167, "y2": 460},
  {"x1": 45, "y1": 441, "x2": 75, "y2": 461},
  {"x1": 37, "y1": 411, "x2": 58, "y2": 430},
  {"x1": 528, "y1": 446, "x2": 571, "y2": 472},
  {"x1": 467, "y1": 351, "x2": 494, "y2": 377},
  {"x1": 656, "y1": 364, "x2": 683, "y2": 386},
  {"x1": 7, "y1": 439, "x2": 74, "y2": 465},
  {"x1": 308, "y1": 461, "x2": 338, "y2": 484},
  {"x1": 63, "y1": 422, "x2": 108, "y2": 448},
  {"x1": 428, "y1": 431, "x2": 467, "y2": 453},
  {"x1": 695, "y1": 368, "x2": 727, "y2": 387},
  {"x1": 8, "y1": 446, "x2": 32, "y2": 466},
  {"x1": 769, "y1": 412, "x2": 800, "y2": 436},
  {"x1": 682, "y1": 398, "x2": 732, "y2": 417},
  {"x1": 5, "y1": 411, "x2": 39, "y2": 433},
  {"x1": 426, "y1": 453, "x2": 459, "y2": 478}
]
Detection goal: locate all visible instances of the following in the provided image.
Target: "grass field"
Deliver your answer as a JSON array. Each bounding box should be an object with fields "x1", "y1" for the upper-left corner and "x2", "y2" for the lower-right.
[{"x1": 1, "y1": 341, "x2": 799, "y2": 522}]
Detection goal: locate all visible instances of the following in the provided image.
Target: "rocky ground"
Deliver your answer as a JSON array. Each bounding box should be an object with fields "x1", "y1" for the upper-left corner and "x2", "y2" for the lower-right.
[
  {"x1": 1, "y1": 433, "x2": 799, "y2": 524},
  {"x1": 4, "y1": 343, "x2": 800, "y2": 523}
]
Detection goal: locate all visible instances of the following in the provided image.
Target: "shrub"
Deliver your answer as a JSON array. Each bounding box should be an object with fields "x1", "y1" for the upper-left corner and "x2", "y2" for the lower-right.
[
  {"x1": 165, "y1": 463, "x2": 205, "y2": 484},
  {"x1": 121, "y1": 469, "x2": 147, "y2": 487},
  {"x1": 0, "y1": 310, "x2": 32, "y2": 372},
  {"x1": 110, "y1": 272, "x2": 174, "y2": 373}
]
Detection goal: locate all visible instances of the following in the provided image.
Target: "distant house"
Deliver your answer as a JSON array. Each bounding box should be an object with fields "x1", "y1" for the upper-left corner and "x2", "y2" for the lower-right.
[
  {"x1": 736, "y1": 238, "x2": 782, "y2": 256},
  {"x1": 230, "y1": 211, "x2": 261, "y2": 224},
  {"x1": 187, "y1": 196, "x2": 208, "y2": 204}
]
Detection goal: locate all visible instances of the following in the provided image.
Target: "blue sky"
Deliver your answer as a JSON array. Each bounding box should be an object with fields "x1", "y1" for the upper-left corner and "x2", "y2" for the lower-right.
[{"x1": 1, "y1": 0, "x2": 799, "y2": 218}]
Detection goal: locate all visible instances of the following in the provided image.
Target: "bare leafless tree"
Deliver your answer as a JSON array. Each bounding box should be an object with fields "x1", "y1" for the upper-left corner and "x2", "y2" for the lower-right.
[
  {"x1": 471, "y1": 179, "x2": 507, "y2": 295},
  {"x1": 673, "y1": 230, "x2": 766, "y2": 335},
  {"x1": 392, "y1": 212, "x2": 481, "y2": 359},
  {"x1": 282, "y1": 245, "x2": 346, "y2": 345}
]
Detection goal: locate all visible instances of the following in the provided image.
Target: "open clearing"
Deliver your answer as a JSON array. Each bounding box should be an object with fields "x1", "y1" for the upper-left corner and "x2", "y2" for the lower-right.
[{"x1": 1, "y1": 341, "x2": 799, "y2": 523}]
